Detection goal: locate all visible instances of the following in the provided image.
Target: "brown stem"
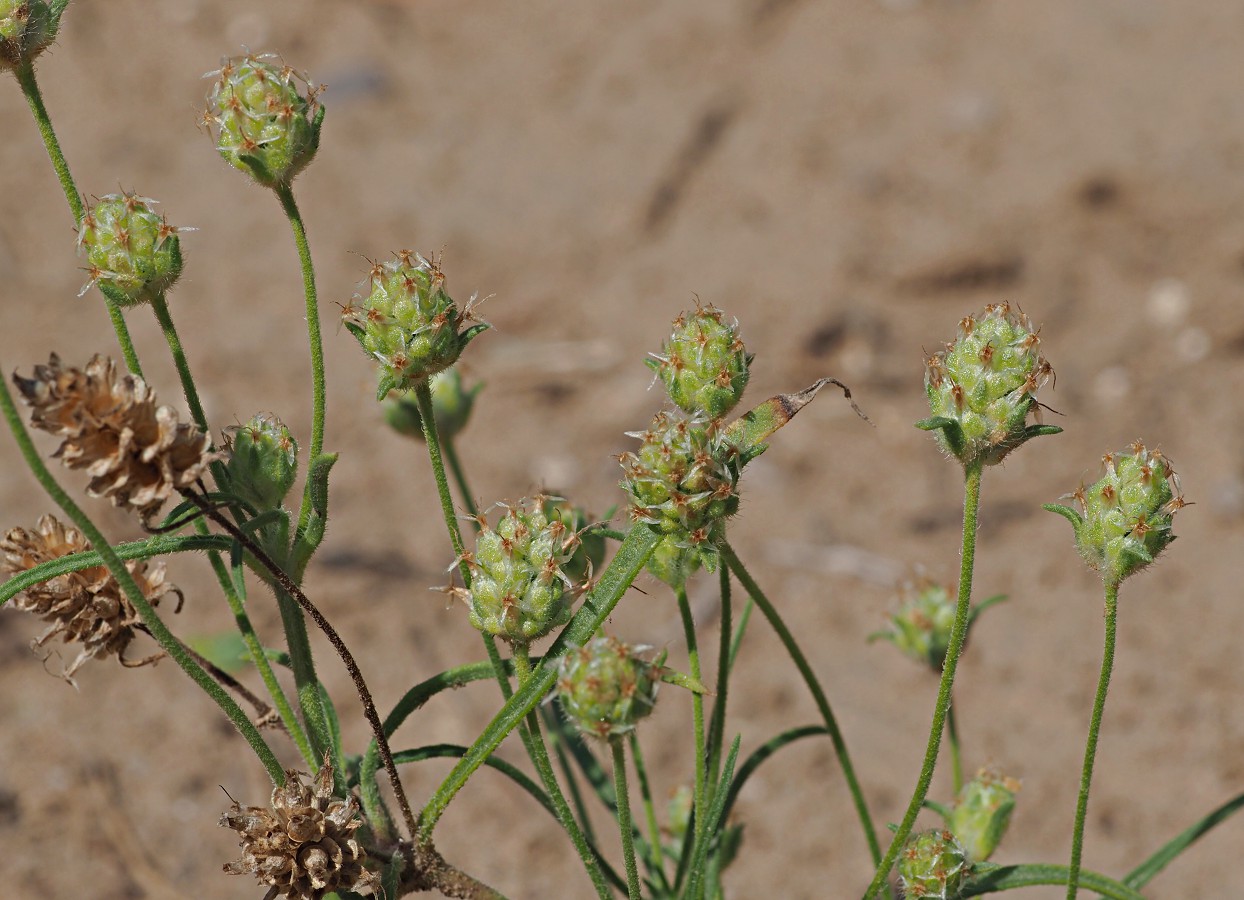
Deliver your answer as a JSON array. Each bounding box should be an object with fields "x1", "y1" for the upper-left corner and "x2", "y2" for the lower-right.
[
  {"x1": 181, "y1": 490, "x2": 418, "y2": 839},
  {"x1": 172, "y1": 635, "x2": 285, "y2": 733},
  {"x1": 397, "y1": 841, "x2": 508, "y2": 899}
]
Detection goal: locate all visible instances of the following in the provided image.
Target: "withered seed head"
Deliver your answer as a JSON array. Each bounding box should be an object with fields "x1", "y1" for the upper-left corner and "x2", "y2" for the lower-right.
[
  {"x1": 12, "y1": 354, "x2": 218, "y2": 519},
  {"x1": 220, "y1": 759, "x2": 379, "y2": 900},
  {"x1": 0, "y1": 513, "x2": 177, "y2": 681}
]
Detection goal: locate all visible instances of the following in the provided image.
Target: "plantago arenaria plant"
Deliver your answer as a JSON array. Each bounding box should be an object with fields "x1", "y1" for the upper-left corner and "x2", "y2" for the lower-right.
[
  {"x1": 3, "y1": 6, "x2": 1235, "y2": 899},
  {"x1": 1045, "y1": 444, "x2": 1186, "y2": 899}
]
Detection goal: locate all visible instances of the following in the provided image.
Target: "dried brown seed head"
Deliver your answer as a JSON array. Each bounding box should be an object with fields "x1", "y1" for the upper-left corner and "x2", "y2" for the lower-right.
[
  {"x1": 12, "y1": 354, "x2": 218, "y2": 519},
  {"x1": 0, "y1": 513, "x2": 177, "y2": 681}
]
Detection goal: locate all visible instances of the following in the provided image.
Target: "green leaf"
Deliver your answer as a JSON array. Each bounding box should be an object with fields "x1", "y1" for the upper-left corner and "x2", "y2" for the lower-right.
[
  {"x1": 967, "y1": 593, "x2": 1008, "y2": 628},
  {"x1": 291, "y1": 452, "x2": 338, "y2": 578},
  {"x1": 720, "y1": 725, "x2": 827, "y2": 827},
  {"x1": 1043, "y1": 502, "x2": 1084, "y2": 530},
  {"x1": 959, "y1": 862, "x2": 1144, "y2": 899},
  {"x1": 1123, "y1": 791, "x2": 1244, "y2": 889},
  {"x1": 187, "y1": 632, "x2": 252, "y2": 675},
  {"x1": 683, "y1": 736, "x2": 742, "y2": 900},
  {"x1": 915, "y1": 415, "x2": 965, "y2": 457}
]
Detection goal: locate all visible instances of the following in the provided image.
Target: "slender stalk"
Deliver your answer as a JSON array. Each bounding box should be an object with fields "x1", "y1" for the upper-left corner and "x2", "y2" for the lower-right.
[
  {"x1": 16, "y1": 59, "x2": 142, "y2": 376},
  {"x1": 612, "y1": 738, "x2": 642, "y2": 900},
  {"x1": 512, "y1": 647, "x2": 613, "y2": 900},
  {"x1": 443, "y1": 434, "x2": 478, "y2": 517},
  {"x1": 273, "y1": 184, "x2": 326, "y2": 538},
  {"x1": 948, "y1": 704, "x2": 964, "y2": 797},
  {"x1": 274, "y1": 584, "x2": 334, "y2": 764},
  {"x1": 676, "y1": 584, "x2": 708, "y2": 883},
  {"x1": 720, "y1": 542, "x2": 885, "y2": 884},
  {"x1": 149, "y1": 294, "x2": 210, "y2": 433},
  {"x1": 629, "y1": 731, "x2": 666, "y2": 882},
  {"x1": 727, "y1": 596, "x2": 754, "y2": 669},
  {"x1": 1066, "y1": 581, "x2": 1120, "y2": 900},
  {"x1": 862, "y1": 461, "x2": 984, "y2": 899},
  {"x1": 0, "y1": 371, "x2": 283, "y2": 783},
  {"x1": 706, "y1": 564, "x2": 732, "y2": 792},
  {"x1": 186, "y1": 492, "x2": 417, "y2": 839},
  {"x1": 216, "y1": 553, "x2": 315, "y2": 766}
]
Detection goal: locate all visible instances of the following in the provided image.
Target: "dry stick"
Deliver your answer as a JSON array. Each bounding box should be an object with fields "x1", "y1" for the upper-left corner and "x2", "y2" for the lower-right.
[
  {"x1": 173, "y1": 635, "x2": 284, "y2": 732},
  {"x1": 182, "y1": 490, "x2": 417, "y2": 840}
]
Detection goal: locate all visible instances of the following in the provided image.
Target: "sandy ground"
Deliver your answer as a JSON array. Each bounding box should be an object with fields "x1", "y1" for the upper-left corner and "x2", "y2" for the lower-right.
[{"x1": 2, "y1": 1, "x2": 1243, "y2": 897}]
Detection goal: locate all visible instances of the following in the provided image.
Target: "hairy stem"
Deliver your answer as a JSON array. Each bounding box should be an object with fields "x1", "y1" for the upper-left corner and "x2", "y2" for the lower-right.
[
  {"x1": 185, "y1": 491, "x2": 417, "y2": 839},
  {"x1": 862, "y1": 461, "x2": 983, "y2": 899},
  {"x1": 513, "y1": 646, "x2": 613, "y2": 900},
  {"x1": 676, "y1": 583, "x2": 708, "y2": 886},
  {"x1": 15, "y1": 59, "x2": 142, "y2": 376},
  {"x1": 1066, "y1": 581, "x2": 1120, "y2": 899},
  {"x1": 612, "y1": 738, "x2": 642, "y2": 900}
]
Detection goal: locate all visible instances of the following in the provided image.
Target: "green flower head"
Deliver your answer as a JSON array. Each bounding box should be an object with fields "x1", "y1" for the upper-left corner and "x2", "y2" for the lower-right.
[
  {"x1": 556, "y1": 636, "x2": 661, "y2": 740},
  {"x1": 77, "y1": 191, "x2": 188, "y2": 307}
]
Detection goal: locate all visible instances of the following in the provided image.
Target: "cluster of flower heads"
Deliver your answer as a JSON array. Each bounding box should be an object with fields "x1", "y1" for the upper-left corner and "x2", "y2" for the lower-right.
[
  {"x1": 1, "y1": 513, "x2": 178, "y2": 681},
  {"x1": 220, "y1": 759, "x2": 379, "y2": 900},
  {"x1": 76, "y1": 191, "x2": 191, "y2": 307},
  {"x1": 621, "y1": 304, "x2": 751, "y2": 587},
  {"x1": 203, "y1": 52, "x2": 324, "y2": 188},
  {"x1": 455, "y1": 496, "x2": 583, "y2": 645},
  {"x1": 13, "y1": 354, "x2": 218, "y2": 520},
  {"x1": 342, "y1": 250, "x2": 489, "y2": 398},
  {"x1": 923, "y1": 301, "x2": 1055, "y2": 468}
]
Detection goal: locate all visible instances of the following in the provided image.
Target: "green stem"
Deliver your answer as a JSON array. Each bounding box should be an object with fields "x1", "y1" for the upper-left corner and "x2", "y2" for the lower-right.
[
  {"x1": 273, "y1": 583, "x2": 334, "y2": 765},
  {"x1": 443, "y1": 434, "x2": 479, "y2": 517},
  {"x1": 630, "y1": 730, "x2": 666, "y2": 883},
  {"x1": 513, "y1": 646, "x2": 613, "y2": 900},
  {"x1": 720, "y1": 542, "x2": 885, "y2": 887},
  {"x1": 274, "y1": 184, "x2": 325, "y2": 539},
  {"x1": 676, "y1": 584, "x2": 708, "y2": 889},
  {"x1": 148, "y1": 293, "x2": 311, "y2": 763},
  {"x1": 948, "y1": 703, "x2": 964, "y2": 797},
  {"x1": 1066, "y1": 581, "x2": 1120, "y2": 900},
  {"x1": 862, "y1": 461, "x2": 983, "y2": 899},
  {"x1": 0, "y1": 369, "x2": 283, "y2": 783},
  {"x1": 612, "y1": 738, "x2": 642, "y2": 900},
  {"x1": 961, "y1": 862, "x2": 1144, "y2": 899},
  {"x1": 215, "y1": 552, "x2": 315, "y2": 766},
  {"x1": 706, "y1": 564, "x2": 732, "y2": 793},
  {"x1": 15, "y1": 59, "x2": 142, "y2": 376}
]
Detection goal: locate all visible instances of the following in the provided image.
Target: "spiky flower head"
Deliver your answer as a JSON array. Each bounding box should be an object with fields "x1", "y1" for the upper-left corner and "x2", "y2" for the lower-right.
[
  {"x1": 557, "y1": 635, "x2": 661, "y2": 740},
  {"x1": 343, "y1": 251, "x2": 489, "y2": 398},
  {"x1": 619, "y1": 410, "x2": 742, "y2": 586},
  {"x1": 220, "y1": 759, "x2": 379, "y2": 900},
  {"x1": 459, "y1": 497, "x2": 580, "y2": 644},
  {"x1": 948, "y1": 768, "x2": 1019, "y2": 863},
  {"x1": 921, "y1": 302, "x2": 1058, "y2": 468},
  {"x1": 13, "y1": 354, "x2": 218, "y2": 520},
  {"x1": 872, "y1": 580, "x2": 956, "y2": 671},
  {"x1": 897, "y1": 828, "x2": 970, "y2": 900},
  {"x1": 647, "y1": 303, "x2": 752, "y2": 418},
  {"x1": 1044, "y1": 441, "x2": 1184, "y2": 586},
  {"x1": 204, "y1": 53, "x2": 323, "y2": 188},
  {"x1": 539, "y1": 497, "x2": 606, "y2": 585},
  {"x1": 1, "y1": 513, "x2": 178, "y2": 681},
  {"x1": 382, "y1": 367, "x2": 483, "y2": 441},
  {"x1": 76, "y1": 191, "x2": 188, "y2": 307},
  {"x1": 222, "y1": 413, "x2": 298, "y2": 513},
  {"x1": 0, "y1": 0, "x2": 62, "y2": 71}
]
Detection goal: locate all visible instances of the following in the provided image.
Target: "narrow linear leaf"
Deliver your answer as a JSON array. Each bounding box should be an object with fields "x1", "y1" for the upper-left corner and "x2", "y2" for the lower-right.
[{"x1": 1122, "y1": 790, "x2": 1244, "y2": 889}]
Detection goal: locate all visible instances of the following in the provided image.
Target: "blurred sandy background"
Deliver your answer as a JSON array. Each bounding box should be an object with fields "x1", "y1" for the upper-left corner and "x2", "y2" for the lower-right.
[{"x1": 1, "y1": 1, "x2": 1242, "y2": 897}]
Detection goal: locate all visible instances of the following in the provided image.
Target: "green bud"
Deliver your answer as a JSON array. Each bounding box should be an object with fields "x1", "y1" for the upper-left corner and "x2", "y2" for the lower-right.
[
  {"x1": 77, "y1": 192, "x2": 188, "y2": 307},
  {"x1": 382, "y1": 368, "x2": 482, "y2": 441},
  {"x1": 204, "y1": 53, "x2": 323, "y2": 188},
  {"x1": 646, "y1": 303, "x2": 752, "y2": 418},
  {"x1": 920, "y1": 302, "x2": 1058, "y2": 468},
  {"x1": 541, "y1": 497, "x2": 605, "y2": 585},
  {"x1": 619, "y1": 410, "x2": 742, "y2": 587},
  {"x1": 343, "y1": 251, "x2": 489, "y2": 397},
  {"x1": 462, "y1": 497, "x2": 578, "y2": 644},
  {"x1": 222, "y1": 414, "x2": 298, "y2": 512},
  {"x1": 0, "y1": 0, "x2": 62, "y2": 71},
  {"x1": 556, "y1": 635, "x2": 660, "y2": 740},
  {"x1": 872, "y1": 580, "x2": 955, "y2": 671},
  {"x1": 897, "y1": 828, "x2": 970, "y2": 900},
  {"x1": 948, "y1": 768, "x2": 1019, "y2": 863},
  {"x1": 1044, "y1": 441, "x2": 1185, "y2": 586}
]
